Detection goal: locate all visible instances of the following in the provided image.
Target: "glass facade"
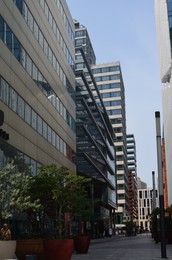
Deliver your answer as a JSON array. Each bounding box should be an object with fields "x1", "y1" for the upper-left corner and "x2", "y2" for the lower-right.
[{"x1": 76, "y1": 49, "x2": 117, "y2": 210}]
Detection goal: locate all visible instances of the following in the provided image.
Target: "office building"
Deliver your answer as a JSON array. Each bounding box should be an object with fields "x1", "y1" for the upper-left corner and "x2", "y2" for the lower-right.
[
  {"x1": 127, "y1": 134, "x2": 137, "y2": 177},
  {"x1": 0, "y1": 0, "x2": 76, "y2": 173},
  {"x1": 91, "y1": 62, "x2": 129, "y2": 224},
  {"x1": 74, "y1": 21, "x2": 117, "y2": 235},
  {"x1": 74, "y1": 20, "x2": 96, "y2": 68},
  {"x1": 138, "y1": 188, "x2": 159, "y2": 231},
  {"x1": 154, "y1": 0, "x2": 172, "y2": 205},
  {"x1": 127, "y1": 134, "x2": 138, "y2": 221}
]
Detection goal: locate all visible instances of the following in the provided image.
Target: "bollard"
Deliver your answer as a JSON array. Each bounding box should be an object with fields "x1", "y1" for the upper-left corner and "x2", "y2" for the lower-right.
[{"x1": 25, "y1": 255, "x2": 37, "y2": 260}]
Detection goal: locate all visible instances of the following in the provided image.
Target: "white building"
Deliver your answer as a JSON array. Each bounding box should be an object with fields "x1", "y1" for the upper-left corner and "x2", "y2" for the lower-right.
[
  {"x1": 138, "y1": 188, "x2": 159, "y2": 231},
  {"x1": 154, "y1": 0, "x2": 172, "y2": 205},
  {"x1": 91, "y1": 62, "x2": 129, "y2": 224}
]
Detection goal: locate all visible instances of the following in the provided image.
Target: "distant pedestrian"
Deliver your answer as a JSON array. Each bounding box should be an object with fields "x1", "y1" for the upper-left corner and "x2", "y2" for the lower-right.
[
  {"x1": 0, "y1": 223, "x2": 11, "y2": 240},
  {"x1": 108, "y1": 227, "x2": 113, "y2": 237},
  {"x1": 132, "y1": 226, "x2": 136, "y2": 236}
]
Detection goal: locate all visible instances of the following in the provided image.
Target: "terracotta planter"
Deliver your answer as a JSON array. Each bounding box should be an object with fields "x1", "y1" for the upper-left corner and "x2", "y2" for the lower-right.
[
  {"x1": 43, "y1": 239, "x2": 74, "y2": 260},
  {"x1": 166, "y1": 232, "x2": 172, "y2": 244},
  {"x1": 74, "y1": 235, "x2": 90, "y2": 254},
  {"x1": 15, "y1": 239, "x2": 44, "y2": 260},
  {"x1": 0, "y1": 240, "x2": 16, "y2": 260}
]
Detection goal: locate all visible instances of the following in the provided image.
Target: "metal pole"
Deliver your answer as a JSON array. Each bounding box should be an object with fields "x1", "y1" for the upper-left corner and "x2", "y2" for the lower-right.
[
  {"x1": 152, "y1": 171, "x2": 157, "y2": 240},
  {"x1": 155, "y1": 111, "x2": 167, "y2": 258},
  {"x1": 152, "y1": 171, "x2": 156, "y2": 210}
]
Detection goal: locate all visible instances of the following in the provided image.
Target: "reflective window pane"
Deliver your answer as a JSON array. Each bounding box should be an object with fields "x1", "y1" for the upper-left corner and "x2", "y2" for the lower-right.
[
  {"x1": 25, "y1": 103, "x2": 31, "y2": 125},
  {"x1": 18, "y1": 95, "x2": 25, "y2": 119}
]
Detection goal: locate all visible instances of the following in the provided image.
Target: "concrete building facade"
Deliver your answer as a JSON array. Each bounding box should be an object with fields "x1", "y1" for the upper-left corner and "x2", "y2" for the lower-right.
[
  {"x1": 155, "y1": 0, "x2": 172, "y2": 205},
  {"x1": 127, "y1": 134, "x2": 138, "y2": 221},
  {"x1": 0, "y1": 0, "x2": 76, "y2": 173},
  {"x1": 138, "y1": 188, "x2": 159, "y2": 231},
  {"x1": 91, "y1": 63, "x2": 129, "y2": 224}
]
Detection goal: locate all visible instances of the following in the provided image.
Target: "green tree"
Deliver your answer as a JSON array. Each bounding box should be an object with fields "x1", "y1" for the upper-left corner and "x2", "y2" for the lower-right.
[
  {"x1": 30, "y1": 165, "x2": 91, "y2": 238},
  {"x1": 0, "y1": 161, "x2": 41, "y2": 223}
]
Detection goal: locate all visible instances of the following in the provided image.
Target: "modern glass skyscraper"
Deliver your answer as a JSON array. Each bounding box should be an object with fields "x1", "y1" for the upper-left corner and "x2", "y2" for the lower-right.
[
  {"x1": 74, "y1": 21, "x2": 117, "y2": 234},
  {"x1": 74, "y1": 19, "x2": 129, "y2": 223},
  {"x1": 74, "y1": 20, "x2": 96, "y2": 69},
  {"x1": 0, "y1": 0, "x2": 76, "y2": 173}
]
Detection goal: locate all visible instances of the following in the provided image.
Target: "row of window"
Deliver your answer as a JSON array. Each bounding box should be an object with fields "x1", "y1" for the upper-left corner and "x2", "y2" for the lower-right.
[
  {"x1": 115, "y1": 136, "x2": 123, "y2": 142},
  {"x1": 103, "y1": 100, "x2": 121, "y2": 107},
  {"x1": 13, "y1": 0, "x2": 75, "y2": 101},
  {"x1": 117, "y1": 194, "x2": 125, "y2": 200},
  {"x1": 16, "y1": 0, "x2": 75, "y2": 45},
  {"x1": 0, "y1": 144, "x2": 40, "y2": 176},
  {"x1": 107, "y1": 109, "x2": 122, "y2": 115},
  {"x1": 139, "y1": 190, "x2": 158, "y2": 199},
  {"x1": 139, "y1": 207, "x2": 151, "y2": 217},
  {"x1": 0, "y1": 76, "x2": 75, "y2": 162},
  {"x1": 37, "y1": 0, "x2": 74, "y2": 68},
  {"x1": 0, "y1": 16, "x2": 75, "y2": 132},
  {"x1": 110, "y1": 118, "x2": 122, "y2": 124},
  {"x1": 98, "y1": 83, "x2": 121, "y2": 90},
  {"x1": 92, "y1": 66, "x2": 120, "y2": 74},
  {"x1": 94, "y1": 74, "x2": 120, "y2": 82},
  {"x1": 140, "y1": 199, "x2": 151, "y2": 207},
  {"x1": 101, "y1": 91, "x2": 121, "y2": 98},
  {"x1": 117, "y1": 174, "x2": 124, "y2": 180},
  {"x1": 117, "y1": 184, "x2": 125, "y2": 190},
  {"x1": 114, "y1": 127, "x2": 123, "y2": 133},
  {"x1": 116, "y1": 155, "x2": 124, "y2": 161},
  {"x1": 52, "y1": 0, "x2": 74, "y2": 43},
  {"x1": 116, "y1": 165, "x2": 124, "y2": 170},
  {"x1": 75, "y1": 30, "x2": 86, "y2": 37},
  {"x1": 75, "y1": 38, "x2": 86, "y2": 46}
]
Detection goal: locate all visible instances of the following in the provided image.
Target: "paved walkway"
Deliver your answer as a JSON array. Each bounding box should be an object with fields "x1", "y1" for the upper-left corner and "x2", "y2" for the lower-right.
[{"x1": 72, "y1": 233, "x2": 172, "y2": 259}]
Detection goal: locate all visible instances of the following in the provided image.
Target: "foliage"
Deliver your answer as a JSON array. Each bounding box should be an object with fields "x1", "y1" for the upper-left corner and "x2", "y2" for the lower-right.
[
  {"x1": 0, "y1": 160, "x2": 41, "y2": 222},
  {"x1": 125, "y1": 220, "x2": 135, "y2": 235},
  {"x1": 30, "y1": 165, "x2": 91, "y2": 238}
]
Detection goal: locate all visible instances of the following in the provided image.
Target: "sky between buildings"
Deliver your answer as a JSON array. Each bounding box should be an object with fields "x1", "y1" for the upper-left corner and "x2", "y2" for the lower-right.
[{"x1": 66, "y1": 0, "x2": 163, "y2": 188}]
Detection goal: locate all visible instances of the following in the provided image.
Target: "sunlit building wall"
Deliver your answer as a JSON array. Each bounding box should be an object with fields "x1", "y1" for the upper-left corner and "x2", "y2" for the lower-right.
[
  {"x1": 0, "y1": 0, "x2": 76, "y2": 172},
  {"x1": 155, "y1": 0, "x2": 172, "y2": 205},
  {"x1": 138, "y1": 188, "x2": 159, "y2": 231},
  {"x1": 91, "y1": 63, "x2": 129, "y2": 224}
]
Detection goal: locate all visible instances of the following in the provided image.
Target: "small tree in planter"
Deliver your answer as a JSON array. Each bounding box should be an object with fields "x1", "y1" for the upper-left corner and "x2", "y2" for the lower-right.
[
  {"x1": 29, "y1": 165, "x2": 91, "y2": 260},
  {"x1": 30, "y1": 165, "x2": 91, "y2": 238},
  {"x1": 0, "y1": 160, "x2": 41, "y2": 260},
  {"x1": 0, "y1": 160, "x2": 41, "y2": 235}
]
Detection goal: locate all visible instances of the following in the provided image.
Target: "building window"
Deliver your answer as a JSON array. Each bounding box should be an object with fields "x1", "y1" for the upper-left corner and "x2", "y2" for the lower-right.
[{"x1": 139, "y1": 190, "x2": 142, "y2": 199}]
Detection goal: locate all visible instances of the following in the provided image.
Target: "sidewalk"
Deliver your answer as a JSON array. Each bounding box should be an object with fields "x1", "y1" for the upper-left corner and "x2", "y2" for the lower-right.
[{"x1": 72, "y1": 233, "x2": 172, "y2": 259}]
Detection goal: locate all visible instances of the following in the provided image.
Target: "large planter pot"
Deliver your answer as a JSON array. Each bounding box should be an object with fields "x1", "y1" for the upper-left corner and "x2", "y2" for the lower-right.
[
  {"x1": 0, "y1": 240, "x2": 16, "y2": 260},
  {"x1": 74, "y1": 235, "x2": 90, "y2": 254},
  {"x1": 166, "y1": 232, "x2": 172, "y2": 244},
  {"x1": 15, "y1": 239, "x2": 44, "y2": 260},
  {"x1": 43, "y1": 239, "x2": 74, "y2": 260}
]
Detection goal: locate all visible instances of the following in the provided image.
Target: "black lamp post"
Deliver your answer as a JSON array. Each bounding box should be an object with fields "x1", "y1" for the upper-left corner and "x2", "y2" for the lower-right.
[{"x1": 155, "y1": 111, "x2": 167, "y2": 258}]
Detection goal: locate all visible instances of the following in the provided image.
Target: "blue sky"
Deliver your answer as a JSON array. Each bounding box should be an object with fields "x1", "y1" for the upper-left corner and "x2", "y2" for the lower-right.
[{"x1": 66, "y1": 0, "x2": 162, "y2": 188}]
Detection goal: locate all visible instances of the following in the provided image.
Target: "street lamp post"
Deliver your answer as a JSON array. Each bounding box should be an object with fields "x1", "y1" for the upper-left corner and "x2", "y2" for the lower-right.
[
  {"x1": 155, "y1": 111, "x2": 167, "y2": 258},
  {"x1": 152, "y1": 171, "x2": 156, "y2": 210}
]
